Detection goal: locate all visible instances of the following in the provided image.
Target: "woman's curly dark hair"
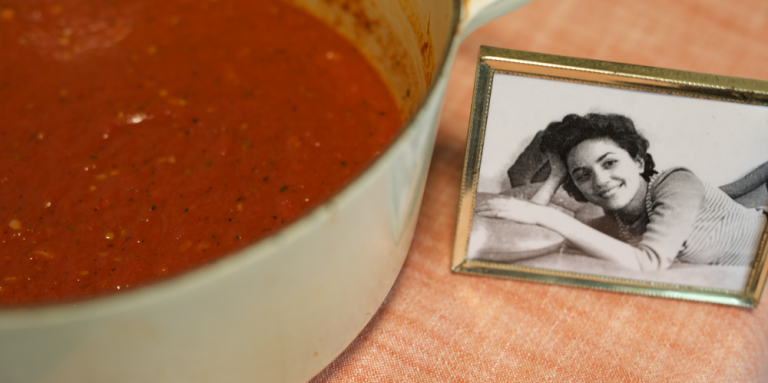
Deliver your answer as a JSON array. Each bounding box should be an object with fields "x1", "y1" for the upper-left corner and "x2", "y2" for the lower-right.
[{"x1": 539, "y1": 113, "x2": 657, "y2": 202}]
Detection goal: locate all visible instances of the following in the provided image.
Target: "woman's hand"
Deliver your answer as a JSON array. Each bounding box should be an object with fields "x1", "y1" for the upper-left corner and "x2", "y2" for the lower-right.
[
  {"x1": 475, "y1": 196, "x2": 545, "y2": 225},
  {"x1": 545, "y1": 151, "x2": 569, "y2": 184},
  {"x1": 529, "y1": 152, "x2": 569, "y2": 206}
]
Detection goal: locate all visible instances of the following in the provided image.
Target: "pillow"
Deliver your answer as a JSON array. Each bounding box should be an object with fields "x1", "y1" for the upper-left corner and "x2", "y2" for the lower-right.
[
  {"x1": 467, "y1": 214, "x2": 564, "y2": 263},
  {"x1": 468, "y1": 192, "x2": 567, "y2": 263}
]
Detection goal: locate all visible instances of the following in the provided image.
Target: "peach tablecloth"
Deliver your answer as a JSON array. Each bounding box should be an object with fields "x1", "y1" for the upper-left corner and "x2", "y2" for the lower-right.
[{"x1": 312, "y1": 1, "x2": 768, "y2": 381}]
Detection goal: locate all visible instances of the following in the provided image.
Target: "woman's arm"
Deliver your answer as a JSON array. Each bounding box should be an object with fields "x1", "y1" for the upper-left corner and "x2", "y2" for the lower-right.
[
  {"x1": 476, "y1": 169, "x2": 707, "y2": 271},
  {"x1": 529, "y1": 152, "x2": 568, "y2": 206},
  {"x1": 507, "y1": 131, "x2": 550, "y2": 188},
  {"x1": 538, "y1": 207, "x2": 648, "y2": 270},
  {"x1": 476, "y1": 198, "x2": 644, "y2": 270}
]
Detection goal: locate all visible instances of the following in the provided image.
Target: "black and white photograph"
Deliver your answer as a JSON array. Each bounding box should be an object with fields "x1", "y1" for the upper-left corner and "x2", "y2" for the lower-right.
[{"x1": 453, "y1": 51, "x2": 768, "y2": 304}]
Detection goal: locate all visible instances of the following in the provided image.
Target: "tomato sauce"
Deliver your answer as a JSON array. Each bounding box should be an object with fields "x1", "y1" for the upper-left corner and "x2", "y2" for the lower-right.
[{"x1": 0, "y1": 0, "x2": 402, "y2": 306}]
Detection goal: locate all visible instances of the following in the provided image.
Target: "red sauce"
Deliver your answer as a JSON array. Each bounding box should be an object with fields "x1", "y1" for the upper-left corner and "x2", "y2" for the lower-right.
[{"x1": 0, "y1": 0, "x2": 402, "y2": 306}]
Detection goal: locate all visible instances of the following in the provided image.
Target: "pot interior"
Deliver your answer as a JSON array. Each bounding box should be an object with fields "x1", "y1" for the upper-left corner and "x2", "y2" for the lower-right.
[
  {"x1": 0, "y1": 0, "x2": 457, "y2": 310},
  {"x1": 287, "y1": 0, "x2": 458, "y2": 121}
]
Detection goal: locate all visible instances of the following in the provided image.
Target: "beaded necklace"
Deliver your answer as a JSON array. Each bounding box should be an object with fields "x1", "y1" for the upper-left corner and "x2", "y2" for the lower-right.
[{"x1": 612, "y1": 173, "x2": 659, "y2": 242}]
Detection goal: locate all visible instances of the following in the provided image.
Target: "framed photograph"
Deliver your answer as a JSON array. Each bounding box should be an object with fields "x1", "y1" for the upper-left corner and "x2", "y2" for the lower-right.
[{"x1": 451, "y1": 47, "x2": 768, "y2": 307}]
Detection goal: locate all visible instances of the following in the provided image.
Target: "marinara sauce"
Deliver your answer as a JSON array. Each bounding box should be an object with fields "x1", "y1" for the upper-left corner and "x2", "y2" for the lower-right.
[{"x1": 0, "y1": 0, "x2": 402, "y2": 306}]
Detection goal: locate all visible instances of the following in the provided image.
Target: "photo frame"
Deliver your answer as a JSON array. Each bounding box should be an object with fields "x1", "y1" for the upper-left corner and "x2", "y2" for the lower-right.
[{"x1": 452, "y1": 47, "x2": 768, "y2": 307}]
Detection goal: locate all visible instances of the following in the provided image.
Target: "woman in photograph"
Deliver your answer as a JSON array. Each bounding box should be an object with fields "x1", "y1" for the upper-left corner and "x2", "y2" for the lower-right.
[{"x1": 475, "y1": 113, "x2": 768, "y2": 271}]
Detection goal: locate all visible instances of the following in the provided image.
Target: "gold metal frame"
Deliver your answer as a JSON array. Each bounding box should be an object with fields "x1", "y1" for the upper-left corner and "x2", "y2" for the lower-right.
[{"x1": 451, "y1": 46, "x2": 768, "y2": 307}]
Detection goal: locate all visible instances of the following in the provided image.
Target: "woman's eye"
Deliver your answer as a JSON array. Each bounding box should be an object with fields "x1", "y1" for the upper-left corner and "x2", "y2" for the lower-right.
[
  {"x1": 603, "y1": 159, "x2": 617, "y2": 168},
  {"x1": 573, "y1": 171, "x2": 590, "y2": 183}
]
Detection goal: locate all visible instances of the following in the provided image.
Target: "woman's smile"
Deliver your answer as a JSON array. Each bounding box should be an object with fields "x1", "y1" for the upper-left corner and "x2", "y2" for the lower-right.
[
  {"x1": 566, "y1": 138, "x2": 646, "y2": 212},
  {"x1": 597, "y1": 182, "x2": 624, "y2": 199}
]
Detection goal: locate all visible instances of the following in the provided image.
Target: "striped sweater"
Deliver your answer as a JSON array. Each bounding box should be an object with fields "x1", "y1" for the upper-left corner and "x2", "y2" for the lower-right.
[{"x1": 618, "y1": 168, "x2": 766, "y2": 270}]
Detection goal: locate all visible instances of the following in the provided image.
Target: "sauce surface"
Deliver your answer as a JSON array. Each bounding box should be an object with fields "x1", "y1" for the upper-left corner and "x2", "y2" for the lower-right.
[{"x1": 0, "y1": 0, "x2": 402, "y2": 306}]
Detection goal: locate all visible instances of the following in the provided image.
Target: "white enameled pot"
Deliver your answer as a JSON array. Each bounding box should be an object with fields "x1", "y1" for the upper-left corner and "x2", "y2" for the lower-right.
[{"x1": 0, "y1": 1, "x2": 530, "y2": 382}]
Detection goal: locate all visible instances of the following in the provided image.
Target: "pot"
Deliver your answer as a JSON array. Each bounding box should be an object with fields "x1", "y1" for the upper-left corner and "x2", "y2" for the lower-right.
[{"x1": 0, "y1": 0, "x2": 530, "y2": 382}]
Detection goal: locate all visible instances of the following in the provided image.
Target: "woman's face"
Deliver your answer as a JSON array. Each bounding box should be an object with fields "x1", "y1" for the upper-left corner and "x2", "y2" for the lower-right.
[{"x1": 566, "y1": 138, "x2": 645, "y2": 212}]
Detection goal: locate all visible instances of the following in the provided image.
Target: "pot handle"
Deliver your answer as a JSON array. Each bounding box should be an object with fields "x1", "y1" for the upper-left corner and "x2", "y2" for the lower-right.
[{"x1": 460, "y1": 0, "x2": 533, "y2": 38}]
